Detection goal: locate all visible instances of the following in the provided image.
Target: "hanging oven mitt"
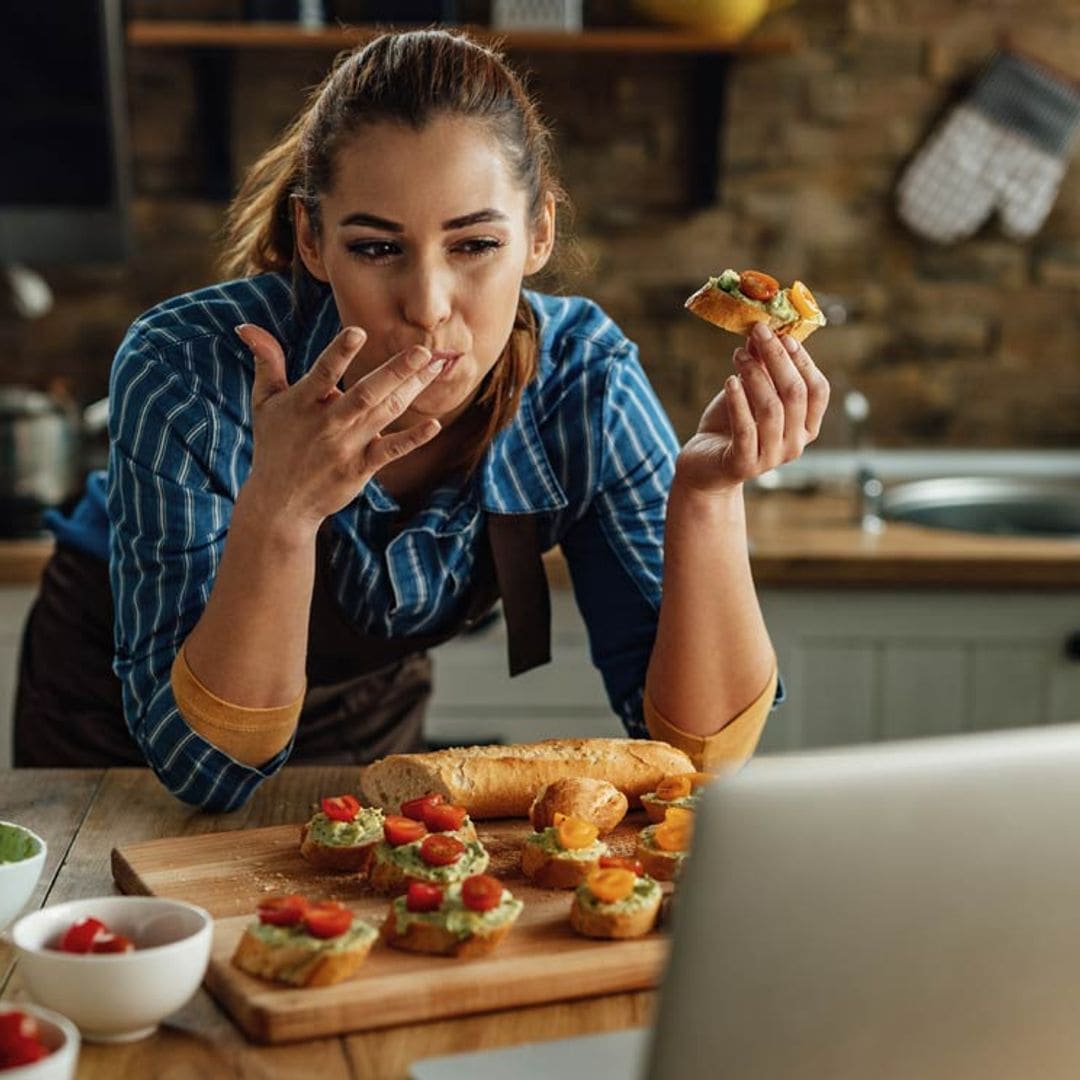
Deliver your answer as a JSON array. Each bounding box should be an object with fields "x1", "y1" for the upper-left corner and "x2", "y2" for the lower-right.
[{"x1": 896, "y1": 50, "x2": 1080, "y2": 243}]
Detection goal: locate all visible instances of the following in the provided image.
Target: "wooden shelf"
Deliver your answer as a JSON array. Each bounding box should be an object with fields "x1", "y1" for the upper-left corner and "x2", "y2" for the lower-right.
[{"x1": 126, "y1": 20, "x2": 795, "y2": 55}]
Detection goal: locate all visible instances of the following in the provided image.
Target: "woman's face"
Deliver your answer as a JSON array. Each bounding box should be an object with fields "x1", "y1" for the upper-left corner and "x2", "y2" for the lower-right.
[{"x1": 296, "y1": 115, "x2": 555, "y2": 432}]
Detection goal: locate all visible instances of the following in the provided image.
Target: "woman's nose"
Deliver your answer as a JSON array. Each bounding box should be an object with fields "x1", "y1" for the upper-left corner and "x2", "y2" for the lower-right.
[{"x1": 401, "y1": 265, "x2": 452, "y2": 331}]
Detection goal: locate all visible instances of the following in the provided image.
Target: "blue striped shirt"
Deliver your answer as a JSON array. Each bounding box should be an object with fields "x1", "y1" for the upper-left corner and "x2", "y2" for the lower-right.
[{"x1": 104, "y1": 274, "x2": 680, "y2": 811}]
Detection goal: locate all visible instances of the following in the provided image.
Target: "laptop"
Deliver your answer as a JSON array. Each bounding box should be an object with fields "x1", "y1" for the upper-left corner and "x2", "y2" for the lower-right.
[{"x1": 414, "y1": 723, "x2": 1080, "y2": 1079}]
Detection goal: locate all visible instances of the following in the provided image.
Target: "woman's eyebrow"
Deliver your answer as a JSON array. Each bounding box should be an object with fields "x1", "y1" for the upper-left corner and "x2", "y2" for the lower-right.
[
  {"x1": 338, "y1": 209, "x2": 509, "y2": 231},
  {"x1": 442, "y1": 209, "x2": 508, "y2": 229}
]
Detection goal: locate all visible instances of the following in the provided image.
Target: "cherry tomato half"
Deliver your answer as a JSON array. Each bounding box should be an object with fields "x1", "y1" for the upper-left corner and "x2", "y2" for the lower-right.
[
  {"x1": 58, "y1": 916, "x2": 108, "y2": 954},
  {"x1": 405, "y1": 881, "x2": 444, "y2": 913},
  {"x1": 321, "y1": 794, "x2": 361, "y2": 822},
  {"x1": 419, "y1": 834, "x2": 466, "y2": 867},
  {"x1": 0, "y1": 1011, "x2": 40, "y2": 1046},
  {"x1": 400, "y1": 793, "x2": 445, "y2": 822},
  {"x1": 257, "y1": 894, "x2": 309, "y2": 928},
  {"x1": 599, "y1": 855, "x2": 644, "y2": 876},
  {"x1": 0, "y1": 1034, "x2": 48, "y2": 1068},
  {"x1": 384, "y1": 815, "x2": 428, "y2": 846},
  {"x1": 461, "y1": 874, "x2": 503, "y2": 913},
  {"x1": 90, "y1": 932, "x2": 136, "y2": 954},
  {"x1": 303, "y1": 901, "x2": 353, "y2": 939},
  {"x1": 738, "y1": 270, "x2": 780, "y2": 302},
  {"x1": 423, "y1": 803, "x2": 468, "y2": 833}
]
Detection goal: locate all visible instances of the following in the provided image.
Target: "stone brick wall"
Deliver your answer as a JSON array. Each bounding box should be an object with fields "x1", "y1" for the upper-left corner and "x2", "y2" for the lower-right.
[{"x1": 2, "y1": 0, "x2": 1077, "y2": 448}]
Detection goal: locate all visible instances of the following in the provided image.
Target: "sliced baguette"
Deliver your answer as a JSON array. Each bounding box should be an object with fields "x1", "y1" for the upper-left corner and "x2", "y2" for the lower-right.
[
  {"x1": 520, "y1": 841, "x2": 602, "y2": 889},
  {"x1": 635, "y1": 838, "x2": 687, "y2": 883},
  {"x1": 685, "y1": 281, "x2": 822, "y2": 342},
  {"x1": 569, "y1": 889, "x2": 662, "y2": 939},
  {"x1": 380, "y1": 914, "x2": 515, "y2": 957},
  {"x1": 231, "y1": 924, "x2": 375, "y2": 987},
  {"x1": 359, "y1": 738, "x2": 694, "y2": 819},
  {"x1": 298, "y1": 824, "x2": 378, "y2": 873}
]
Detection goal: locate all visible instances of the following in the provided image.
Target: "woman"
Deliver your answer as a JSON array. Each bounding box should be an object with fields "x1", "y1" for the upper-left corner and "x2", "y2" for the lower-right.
[{"x1": 14, "y1": 29, "x2": 828, "y2": 811}]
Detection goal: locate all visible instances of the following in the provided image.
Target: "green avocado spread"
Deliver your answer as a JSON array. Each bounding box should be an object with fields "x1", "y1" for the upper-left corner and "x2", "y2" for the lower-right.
[
  {"x1": 525, "y1": 827, "x2": 608, "y2": 862},
  {"x1": 0, "y1": 823, "x2": 40, "y2": 864},
  {"x1": 374, "y1": 838, "x2": 490, "y2": 883},
  {"x1": 306, "y1": 807, "x2": 385, "y2": 847},
  {"x1": 709, "y1": 267, "x2": 800, "y2": 325},
  {"x1": 248, "y1": 916, "x2": 377, "y2": 953},
  {"x1": 641, "y1": 791, "x2": 699, "y2": 814},
  {"x1": 575, "y1": 875, "x2": 662, "y2": 916},
  {"x1": 392, "y1": 883, "x2": 523, "y2": 940}
]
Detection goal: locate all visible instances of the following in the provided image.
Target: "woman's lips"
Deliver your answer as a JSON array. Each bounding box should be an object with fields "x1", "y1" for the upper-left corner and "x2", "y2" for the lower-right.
[{"x1": 430, "y1": 350, "x2": 462, "y2": 376}]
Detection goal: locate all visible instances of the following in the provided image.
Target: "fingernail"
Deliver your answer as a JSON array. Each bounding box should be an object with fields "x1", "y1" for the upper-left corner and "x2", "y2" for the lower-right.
[
  {"x1": 752, "y1": 322, "x2": 773, "y2": 342},
  {"x1": 234, "y1": 324, "x2": 254, "y2": 349},
  {"x1": 734, "y1": 348, "x2": 751, "y2": 366},
  {"x1": 409, "y1": 346, "x2": 431, "y2": 370},
  {"x1": 344, "y1": 327, "x2": 365, "y2": 349},
  {"x1": 781, "y1": 334, "x2": 800, "y2": 354},
  {"x1": 727, "y1": 375, "x2": 741, "y2": 392},
  {"x1": 427, "y1": 357, "x2": 446, "y2": 374}
]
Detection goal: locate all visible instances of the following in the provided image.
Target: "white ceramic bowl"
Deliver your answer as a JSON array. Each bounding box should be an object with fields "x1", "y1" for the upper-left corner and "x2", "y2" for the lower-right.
[
  {"x1": 0, "y1": 1002, "x2": 79, "y2": 1080},
  {"x1": 0, "y1": 821, "x2": 47, "y2": 932},
  {"x1": 12, "y1": 896, "x2": 212, "y2": 1043}
]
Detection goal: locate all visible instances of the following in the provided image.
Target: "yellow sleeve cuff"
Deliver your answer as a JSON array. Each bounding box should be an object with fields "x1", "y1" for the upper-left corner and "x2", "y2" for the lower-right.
[
  {"x1": 643, "y1": 665, "x2": 777, "y2": 771},
  {"x1": 170, "y1": 645, "x2": 304, "y2": 764}
]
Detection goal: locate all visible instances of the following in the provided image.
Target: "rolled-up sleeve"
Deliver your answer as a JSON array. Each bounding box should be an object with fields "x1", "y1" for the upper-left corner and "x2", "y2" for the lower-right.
[{"x1": 108, "y1": 326, "x2": 289, "y2": 811}]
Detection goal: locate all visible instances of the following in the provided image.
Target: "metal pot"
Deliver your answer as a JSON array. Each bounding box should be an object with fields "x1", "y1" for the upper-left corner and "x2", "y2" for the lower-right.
[{"x1": 0, "y1": 385, "x2": 95, "y2": 538}]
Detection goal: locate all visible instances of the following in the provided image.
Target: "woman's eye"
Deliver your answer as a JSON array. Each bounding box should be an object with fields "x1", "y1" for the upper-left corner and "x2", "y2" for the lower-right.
[
  {"x1": 346, "y1": 240, "x2": 400, "y2": 262},
  {"x1": 455, "y1": 237, "x2": 504, "y2": 257}
]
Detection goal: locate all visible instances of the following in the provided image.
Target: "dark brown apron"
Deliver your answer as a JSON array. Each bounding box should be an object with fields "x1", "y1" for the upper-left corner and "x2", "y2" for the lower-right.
[{"x1": 13, "y1": 514, "x2": 551, "y2": 769}]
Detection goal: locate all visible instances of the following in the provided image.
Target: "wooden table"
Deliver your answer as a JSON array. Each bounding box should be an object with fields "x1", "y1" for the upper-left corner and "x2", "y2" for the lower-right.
[{"x1": 0, "y1": 768, "x2": 653, "y2": 1079}]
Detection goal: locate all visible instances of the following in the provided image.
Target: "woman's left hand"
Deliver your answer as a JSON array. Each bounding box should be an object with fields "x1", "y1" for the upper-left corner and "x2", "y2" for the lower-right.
[{"x1": 675, "y1": 321, "x2": 830, "y2": 494}]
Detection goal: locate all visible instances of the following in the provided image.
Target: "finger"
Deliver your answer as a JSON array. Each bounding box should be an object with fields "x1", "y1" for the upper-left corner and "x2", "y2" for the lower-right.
[
  {"x1": 734, "y1": 349, "x2": 783, "y2": 468},
  {"x1": 339, "y1": 347, "x2": 447, "y2": 429},
  {"x1": 304, "y1": 326, "x2": 367, "y2": 402},
  {"x1": 236, "y1": 324, "x2": 288, "y2": 407},
  {"x1": 780, "y1": 334, "x2": 831, "y2": 440},
  {"x1": 723, "y1": 376, "x2": 758, "y2": 477},
  {"x1": 747, "y1": 324, "x2": 808, "y2": 450},
  {"x1": 365, "y1": 419, "x2": 442, "y2": 473}
]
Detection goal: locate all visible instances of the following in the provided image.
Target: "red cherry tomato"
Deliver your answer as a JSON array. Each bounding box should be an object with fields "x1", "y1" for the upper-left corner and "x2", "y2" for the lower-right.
[
  {"x1": 321, "y1": 794, "x2": 361, "y2": 822},
  {"x1": 738, "y1": 270, "x2": 780, "y2": 302},
  {"x1": 303, "y1": 901, "x2": 353, "y2": 939},
  {"x1": 0, "y1": 1034, "x2": 48, "y2": 1068},
  {"x1": 419, "y1": 834, "x2": 466, "y2": 867},
  {"x1": 90, "y1": 932, "x2": 136, "y2": 954},
  {"x1": 423, "y1": 803, "x2": 468, "y2": 833},
  {"x1": 257, "y1": 894, "x2": 309, "y2": 927},
  {"x1": 461, "y1": 874, "x2": 503, "y2": 913},
  {"x1": 599, "y1": 855, "x2": 644, "y2": 876},
  {"x1": 0, "y1": 1011, "x2": 40, "y2": 1046},
  {"x1": 384, "y1": 815, "x2": 428, "y2": 846},
  {"x1": 58, "y1": 916, "x2": 108, "y2": 954},
  {"x1": 405, "y1": 881, "x2": 444, "y2": 913},
  {"x1": 400, "y1": 793, "x2": 445, "y2": 822}
]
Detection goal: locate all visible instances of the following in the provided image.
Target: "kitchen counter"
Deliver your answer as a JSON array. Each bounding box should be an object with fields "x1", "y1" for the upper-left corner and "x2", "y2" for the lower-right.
[
  {"x1": 0, "y1": 767, "x2": 652, "y2": 1080},
  {"x1": 745, "y1": 489, "x2": 1080, "y2": 589}
]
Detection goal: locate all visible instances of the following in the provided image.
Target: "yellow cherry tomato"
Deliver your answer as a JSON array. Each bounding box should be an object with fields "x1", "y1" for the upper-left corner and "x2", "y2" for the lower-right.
[
  {"x1": 586, "y1": 867, "x2": 636, "y2": 903},
  {"x1": 655, "y1": 775, "x2": 693, "y2": 801},
  {"x1": 557, "y1": 815, "x2": 600, "y2": 851},
  {"x1": 789, "y1": 280, "x2": 821, "y2": 320}
]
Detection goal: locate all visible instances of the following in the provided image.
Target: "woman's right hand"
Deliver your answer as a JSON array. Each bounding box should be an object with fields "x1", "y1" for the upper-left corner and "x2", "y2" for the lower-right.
[{"x1": 234, "y1": 323, "x2": 446, "y2": 538}]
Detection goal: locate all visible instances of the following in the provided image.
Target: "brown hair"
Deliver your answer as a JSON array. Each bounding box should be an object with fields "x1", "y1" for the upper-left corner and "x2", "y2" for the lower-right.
[{"x1": 219, "y1": 29, "x2": 567, "y2": 474}]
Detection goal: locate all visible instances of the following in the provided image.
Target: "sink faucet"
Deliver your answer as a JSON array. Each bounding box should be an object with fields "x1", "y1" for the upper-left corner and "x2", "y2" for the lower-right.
[{"x1": 844, "y1": 389, "x2": 883, "y2": 532}]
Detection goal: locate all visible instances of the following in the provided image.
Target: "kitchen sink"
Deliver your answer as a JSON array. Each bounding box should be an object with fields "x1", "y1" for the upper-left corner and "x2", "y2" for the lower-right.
[{"x1": 880, "y1": 476, "x2": 1080, "y2": 538}]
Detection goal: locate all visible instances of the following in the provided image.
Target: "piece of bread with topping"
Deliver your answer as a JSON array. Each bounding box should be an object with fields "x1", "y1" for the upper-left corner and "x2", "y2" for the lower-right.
[
  {"x1": 685, "y1": 269, "x2": 826, "y2": 342},
  {"x1": 381, "y1": 874, "x2": 523, "y2": 957},
  {"x1": 569, "y1": 857, "x2": 663, "y2": 940},
  {"x1": 521, "y1": 813, "x2": 609, "y2": 889},
  {"x1": 369, "y1": 814, "x2": 490, "y2": 896},
  {"x1": 299, "y1": 794, "x2": 385, "y2": 872},
  {"x1": 636, "y1": 807, "x2": 694, "y2": 883},
  {"x1": 640, "y1": 772, "x2": 714, "y2": 824},
  {"x1": 529, "y1": 777, "x2": 628, "y2": 836},
  {"x1": 231, "y1": 895, "x2": 377, "y2": 987}
]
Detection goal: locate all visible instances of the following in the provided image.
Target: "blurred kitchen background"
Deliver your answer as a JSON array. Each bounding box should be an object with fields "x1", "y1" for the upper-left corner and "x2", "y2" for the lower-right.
[{"x1": 1, "y1": 0, "x2": 1078, "y2": 766}]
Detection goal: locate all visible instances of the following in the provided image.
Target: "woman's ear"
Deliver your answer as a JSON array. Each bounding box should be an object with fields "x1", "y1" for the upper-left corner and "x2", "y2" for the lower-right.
[
  {"x1": 294, "y1": 197, "x2": 330, "y2": 283},
  {"x1": 524, "y1": 192, "x2": 556, "y2": 276}
]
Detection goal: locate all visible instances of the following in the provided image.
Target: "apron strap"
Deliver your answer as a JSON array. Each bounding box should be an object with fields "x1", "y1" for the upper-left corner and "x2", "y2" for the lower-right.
[{"x1": 487, "y1": 513, "x2": 552, "y2": 677}]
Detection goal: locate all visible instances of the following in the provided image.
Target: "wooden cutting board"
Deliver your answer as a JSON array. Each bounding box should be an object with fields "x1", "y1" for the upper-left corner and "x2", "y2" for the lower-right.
[{"x1": 111, "y1": 814, "x2": 671, "y2": 1044}]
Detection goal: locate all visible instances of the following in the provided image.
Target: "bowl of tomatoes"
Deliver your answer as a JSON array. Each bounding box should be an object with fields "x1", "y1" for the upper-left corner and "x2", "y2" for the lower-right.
[
  {"x1": 0, "y1": 1003, "x2": 79, "y2": 1078},
  {"x1": 11, "y1": 896, "x2": 212, "y2": 1043}
]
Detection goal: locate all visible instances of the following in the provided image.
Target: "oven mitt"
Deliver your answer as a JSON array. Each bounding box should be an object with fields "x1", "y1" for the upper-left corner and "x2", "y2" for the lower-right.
[{"x1": 896, "y1": 50, "x2": 1080, "y2": 243}]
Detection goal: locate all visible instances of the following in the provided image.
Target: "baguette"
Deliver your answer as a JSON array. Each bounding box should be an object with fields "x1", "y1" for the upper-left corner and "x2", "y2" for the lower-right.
[
  {"x1": 359, "y1": 738, "x2": 694, "y2": 819},
  {"x1": 685, "y1": 269, "x2": 826, "y2": 342}
]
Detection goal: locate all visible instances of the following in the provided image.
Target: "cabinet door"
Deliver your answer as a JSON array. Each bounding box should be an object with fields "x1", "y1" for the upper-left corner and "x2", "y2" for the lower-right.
[{"x1": 758, "y1": 589, "x2": 1080, "y2": 752}]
